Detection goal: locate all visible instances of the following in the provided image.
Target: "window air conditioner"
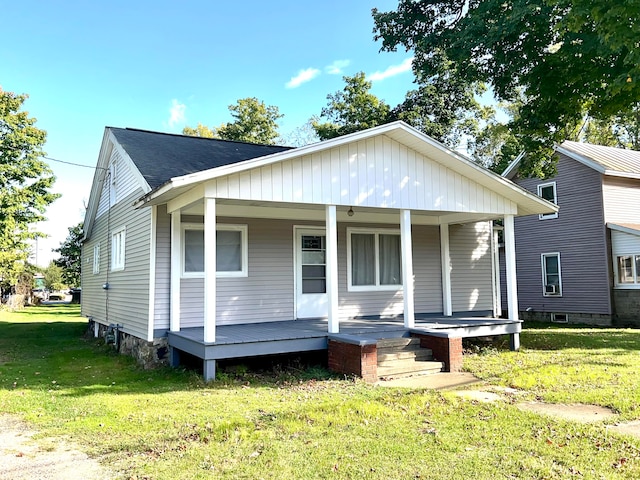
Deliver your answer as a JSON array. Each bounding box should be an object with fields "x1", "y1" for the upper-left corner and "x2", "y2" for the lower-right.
[{"x1": 545, "y1": 284, "x2": 558, "y2": 294}]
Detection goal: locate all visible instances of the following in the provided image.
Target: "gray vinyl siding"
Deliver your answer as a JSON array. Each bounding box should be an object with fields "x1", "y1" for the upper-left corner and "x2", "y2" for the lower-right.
[
  {"x1": 603, "y1": 177, "x2": 640, "y2": 224},
  {"x1": 154, "y1": 205, "x2": 171, "y2": 328},
  {"x1": 511, "y1": 153, "x2": 612, "y2": 315},
  {"x1": 81, "y1": 188, "x2": 152, "y2": 339},
  {"x1": 449, "y1": 222, "x2": 494, "y2": 312},
  {"x1": 177, "y1": 218, "x2": 492, "y2": 326}
]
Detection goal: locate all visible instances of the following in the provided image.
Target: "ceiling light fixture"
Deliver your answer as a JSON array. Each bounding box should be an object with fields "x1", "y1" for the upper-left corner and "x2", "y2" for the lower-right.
[{"x1": 347, "y1": 207, "x2": 354, "y2": 217}]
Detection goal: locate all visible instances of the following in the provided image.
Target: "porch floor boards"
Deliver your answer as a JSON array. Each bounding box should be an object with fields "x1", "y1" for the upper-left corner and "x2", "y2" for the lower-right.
[{"x1": 167, "y1": 316, "x2": 520, "y2": 361}]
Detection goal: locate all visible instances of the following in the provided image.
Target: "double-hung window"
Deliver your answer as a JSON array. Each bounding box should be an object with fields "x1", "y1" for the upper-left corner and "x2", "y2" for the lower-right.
[
  {"x1": 182, "y1": 224, "x2": 248, "y2": 277},
  {"x1": 541, "y1": 252, "x2": 562, "y2": 296},
  {"x1": 111, "y1": 228, "x2": 125, "y2": 271},
  {"x1": 538, "y1": 182, "x2": 558, "y2": 219},
  {"x1": 348, "y1": 228, "x2": 402, "y2": 291},
  {"x1": 616, "y1": 255, "x2": 640, "y2": 286}
]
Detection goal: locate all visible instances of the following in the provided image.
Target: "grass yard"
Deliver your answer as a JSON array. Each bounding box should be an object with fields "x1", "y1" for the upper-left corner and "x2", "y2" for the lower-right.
[{"x1": 1, "y1": 306, "x2": 640, "y2": 479}]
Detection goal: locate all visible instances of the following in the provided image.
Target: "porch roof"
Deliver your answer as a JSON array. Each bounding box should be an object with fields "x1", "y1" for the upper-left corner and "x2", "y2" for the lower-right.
[{"x1": 135, "y1": 122, "x2": 556, "y2": 220}]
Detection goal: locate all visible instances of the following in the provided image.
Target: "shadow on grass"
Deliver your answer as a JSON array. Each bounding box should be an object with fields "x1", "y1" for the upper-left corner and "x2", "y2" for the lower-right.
[{"x1": 0, "y1": 311, "x2": 336, "y2": 398}]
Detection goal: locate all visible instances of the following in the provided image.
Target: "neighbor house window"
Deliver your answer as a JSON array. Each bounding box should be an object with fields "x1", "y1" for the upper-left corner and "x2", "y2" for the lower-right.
[
  {"x1": 538, "y1": 182, "x2": 558, "y2": 219},
  {"x1": 541, "y1": 252, "x2": 562, "y2": 296},
  {"x1": 348, "y1": 228, "x2": 402, "y2": 291},
  {"x1": 93, "y1": 244, "x2": 100, "y2": 274},
  {"x1": 111, "y1": 228, "x2": 125, "y2": 271},
  {"x1": 616, "y1": 255, "x2": 640, "y2": 286},
  {"x1": 182, "y1": 224, "x2": 248, "y2": 277}
]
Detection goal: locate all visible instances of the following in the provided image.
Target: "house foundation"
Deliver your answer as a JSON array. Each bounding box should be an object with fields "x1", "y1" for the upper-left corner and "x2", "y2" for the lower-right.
[
  {"x1": 613, "y1": 290, "x2": 640, "y2": 327},
  {"x1": 87, "y1": 320, "x2": 169, "y2": 369},
  {"x1": 327, "y1": 336, "x2": 378, "y2": 383}
]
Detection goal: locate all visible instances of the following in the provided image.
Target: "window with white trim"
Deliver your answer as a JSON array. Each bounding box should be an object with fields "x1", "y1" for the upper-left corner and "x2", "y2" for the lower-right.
[
  {"x1": 538, "y1": 182, "x2": 558, "y2": 219},
  {"x1": 541, "y1": 252, "x2": 562, "y2": 296},
  {"x1": 347, "y1": 228, "x2": 402, "y2": 291},
  {"x1": 111, "y1": 228, "x2": 125, "y2": 271},
  {"x1": 182, "y1": 224, "x2": 248, "y2": 277},
  {"x1": 93, "y1": 244, "x2": 100, "y2": 274},
  {"x1": 615, "y1": 255, "x2": 640, "y2": 286}
]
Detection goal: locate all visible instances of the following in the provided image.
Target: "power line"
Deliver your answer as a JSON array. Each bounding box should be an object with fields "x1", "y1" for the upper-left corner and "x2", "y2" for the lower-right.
[{"x1": 3, "y1": 143, "x2": 106, "y2": 170}]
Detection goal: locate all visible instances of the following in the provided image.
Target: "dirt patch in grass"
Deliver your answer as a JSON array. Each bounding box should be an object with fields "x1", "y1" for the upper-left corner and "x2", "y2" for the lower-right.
[
  {"x1": 607, "y1": 420, "x2": 640, "y2": 438},
  {"x1": 0, "y1": 415, "x2": 113, "y2": 480}
]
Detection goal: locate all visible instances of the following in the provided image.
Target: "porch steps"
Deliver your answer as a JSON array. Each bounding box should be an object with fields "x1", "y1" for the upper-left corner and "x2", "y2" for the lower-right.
[{"x1": 376, "y1": 337, "x2": 444, "y2": 378}]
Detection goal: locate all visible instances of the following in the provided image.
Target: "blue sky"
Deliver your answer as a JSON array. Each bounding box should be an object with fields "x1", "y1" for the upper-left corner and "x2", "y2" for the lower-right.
[{"x1": 2, "y1": 1, "x2": 417, "y2": 267}]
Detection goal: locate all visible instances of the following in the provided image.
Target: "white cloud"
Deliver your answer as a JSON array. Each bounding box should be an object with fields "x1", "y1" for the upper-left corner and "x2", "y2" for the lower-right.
[
  {"x1": 168, "y1": 99, "x2": 186, "y2": 128},
  {"x1": 367, "y1": 57, "x2": 414, "y2": 82},
  {"x1": 325, "y1": 59, "x2": 350, "y2": 75},
  {"x1": 286, "y1": 68, "x2": 321, "y2": 89}
]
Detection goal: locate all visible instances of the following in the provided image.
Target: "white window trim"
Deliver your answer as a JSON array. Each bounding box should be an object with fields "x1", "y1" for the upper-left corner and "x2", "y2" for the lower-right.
[
  {"x1": 92, "y1": 244, "x2": 100, "y2": 274},
  {"x1": 538, "y1": 181, "x2": 558, "y2": 219},
  {"x1": 181, "y1": 223, "x2": 248, "y2": 278},
  {"x1": 347, "y1": 227, "x2": 402, "y2": 292},
  {"x1": 111, "y1": 227, "x2": 126, "y2": 272},
  {"x1": 541, "y1": 252, "x2": 562, "y2": 297},
  {"x1": 613, "y1": 253, "x2": 640, "y2": 289}
]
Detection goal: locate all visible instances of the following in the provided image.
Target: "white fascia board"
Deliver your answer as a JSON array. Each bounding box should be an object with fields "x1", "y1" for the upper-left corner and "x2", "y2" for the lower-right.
[
  {"x1": 607, "y1": 223, "x2": 640, "y2": 236},
  {"x1": 82, "y1": 128, "x2": 113, "y2": 241},
  {"x1": 501, "y1": 152, "x2": 525, "y2": 179},
  {"x1": 603, "y1": 170, "x2": 640, "y2": 180}
]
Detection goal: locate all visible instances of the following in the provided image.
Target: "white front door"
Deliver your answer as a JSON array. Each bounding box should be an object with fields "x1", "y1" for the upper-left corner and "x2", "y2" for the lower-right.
[{"x1": 295, "y1": 228, "x2": 328, "y2": 319}]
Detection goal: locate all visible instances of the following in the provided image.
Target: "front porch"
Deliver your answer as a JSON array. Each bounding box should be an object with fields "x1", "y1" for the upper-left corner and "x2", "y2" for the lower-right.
[{"x1": 168, "y1": 315, "x2": 521, "y2": 381}]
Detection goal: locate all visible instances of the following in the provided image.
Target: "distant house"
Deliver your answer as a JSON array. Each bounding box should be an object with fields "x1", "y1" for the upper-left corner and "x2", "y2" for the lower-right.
[
  {"x1": 502, "y1": 141, "x2": 640, "y2": 326},
  {"x1": 81, "y1": 121, "x2": 554, "y2": 380}
]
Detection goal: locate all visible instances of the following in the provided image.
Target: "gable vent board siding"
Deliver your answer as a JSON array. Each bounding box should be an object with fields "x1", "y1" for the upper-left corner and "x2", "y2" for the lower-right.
[
  {"x1": 603, "y1": 177, "x2": 640, "y2": 224},
  {"x1": 449, "y1": 222, "x2": 494, "y2": 313},
  {"x1": 209, "y1": 136, "x2": 517, "y2": 214},
  {"x1": 512, "y1": 153, "x2": 611, "y2": 314}
]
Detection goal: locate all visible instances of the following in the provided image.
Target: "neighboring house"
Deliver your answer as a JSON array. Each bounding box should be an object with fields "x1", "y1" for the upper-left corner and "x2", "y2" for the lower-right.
[
  {"x1": 81, "y1": 121, "x2": 555, "y2": 380},
  {"x1": 502, "y1": 141, "x2": 640, "y2": 326}
]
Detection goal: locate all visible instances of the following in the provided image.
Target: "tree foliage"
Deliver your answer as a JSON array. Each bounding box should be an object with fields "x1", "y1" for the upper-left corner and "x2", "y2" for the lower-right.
[
  {"x1": 313, "y1": 71, "x2": 488, "y2": 146},
  {"x1": 0, "y1": 88, "x2": 58, "y2": 283},
  {"x1": 183, "y1": 97, "x2": 283, "y2": 145},
  {"x1": 42, "y1": 261, "x2": 65, "y2": 291},
  {"x1": 53, "y1": 222, "x2": 83, "y2": 287},
  {"x1": 373, "y1": 0, "x2": 640, "y2": 177}
]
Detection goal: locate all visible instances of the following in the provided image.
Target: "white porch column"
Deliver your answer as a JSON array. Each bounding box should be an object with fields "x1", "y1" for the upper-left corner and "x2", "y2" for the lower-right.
[
  {"x1": 203, "y1": 197, "x2": 217, "y2": 343},
  {"x1": 326, "y1": 205, "x2": 339, "y2": 334},
  {"x1": 170, "y1": 210, "x2": 181, "y2": 332},
  {"x1": 492, "y1": 224, "x2": 502, "y2": 318},
  {"x1": 400, "y1": 210, "x2": 415, "y2": 328},
  {"x1": 440, "y1": 223, "x2": 453, "y2": 316},
  {"x1": 504, "y1": 214, "x2": 519, "y2": 321}
]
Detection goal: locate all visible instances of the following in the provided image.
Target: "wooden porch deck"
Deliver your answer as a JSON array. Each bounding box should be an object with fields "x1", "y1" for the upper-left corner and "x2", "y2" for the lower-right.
[{"x1": 167, "y1": 315, "x2": 521, "y2": 362}]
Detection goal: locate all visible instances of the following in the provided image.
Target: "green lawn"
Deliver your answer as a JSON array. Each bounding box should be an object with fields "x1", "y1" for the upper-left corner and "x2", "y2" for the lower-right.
[{"x1": 1, "y1": 306, "x2": 639, "y2": 479}]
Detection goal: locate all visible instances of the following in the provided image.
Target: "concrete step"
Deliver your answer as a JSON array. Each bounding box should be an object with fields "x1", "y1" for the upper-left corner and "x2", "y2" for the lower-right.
[
  {"x1": 377, "y1": 349, "x2": 433, "y2": 363},
  {"x1": 376, "y1": 337, "x2": 420, "y2": 349},
  {"x1": 377, "y1": 360, "x2": 444, "y2": 378}
]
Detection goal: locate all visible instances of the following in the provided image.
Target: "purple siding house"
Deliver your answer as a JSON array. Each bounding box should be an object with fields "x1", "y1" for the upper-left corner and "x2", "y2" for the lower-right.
[{"x1": 502, "y1": 142, "x2": 640, "y2": 326}]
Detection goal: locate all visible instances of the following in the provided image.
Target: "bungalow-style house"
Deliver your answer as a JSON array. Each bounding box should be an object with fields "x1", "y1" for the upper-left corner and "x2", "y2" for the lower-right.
[
  {"x1": 502, "y1": 141, "x2": 640, "y2": 326},
  {"x1": 81, "y1": 121, "x2": 555, "y2": 381}
]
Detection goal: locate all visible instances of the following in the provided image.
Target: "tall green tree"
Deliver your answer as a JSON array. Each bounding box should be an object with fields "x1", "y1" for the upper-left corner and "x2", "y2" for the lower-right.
[
  {"x1": 183, "y1": 97, "x2": 283, "y2": 145},
  {"x1": 373, "y1": 0, "x2": 640, "y2": 177},
  {"x1": 0, "y1": 88, "x2": 58, "y2": 284},
  {"x1": 313, "y1": 71, "x2": 488, "y2": 146},
  {"x1": 312, "y1": 73, "x2": 391, "y2": 141},
  {"x1": 42, "y1": 261, "x2": 65, "y2": 291},
  {"x1": 53, "y1": 222, "x2": 83, "y2": 287}
]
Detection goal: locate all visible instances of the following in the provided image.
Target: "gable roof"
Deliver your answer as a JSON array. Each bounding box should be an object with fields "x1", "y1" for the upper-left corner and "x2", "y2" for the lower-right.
[
  {"x1": 608, "y1": 223, "x2": 640, "y2": 237},
  {"x1": 109, "y1": 127, "x2": 293, "y2": 190},
  {"x1": 503, "y1": 141, "x2": 640, "y2": 179},
  {"x1": 135, "y1": 121, "x2": 556, "y2": 218}
]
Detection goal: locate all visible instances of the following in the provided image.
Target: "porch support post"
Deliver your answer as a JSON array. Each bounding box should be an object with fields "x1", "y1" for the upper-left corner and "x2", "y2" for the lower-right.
[
  {"x1": 400, "y1": 209, "x2": 415, "y2": 328},
  {"x1": 326, "y1": 205, "x2": 339, "y2": 334},
  {"x1": 203, "y1": 197, "x2": 217, "y2": 343},
  {"x1": 440, "y1": 223, "x2": 453, "y2": 316},
  {"x1": 492, "y1": 224, "x2": 502, "y2": 318},
  {"x1": 504, "y1": 214, "x2": 519, "y2": 323},
  {"x1": 170, "y1": 210, "x2": 181, "y2": 332}
]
